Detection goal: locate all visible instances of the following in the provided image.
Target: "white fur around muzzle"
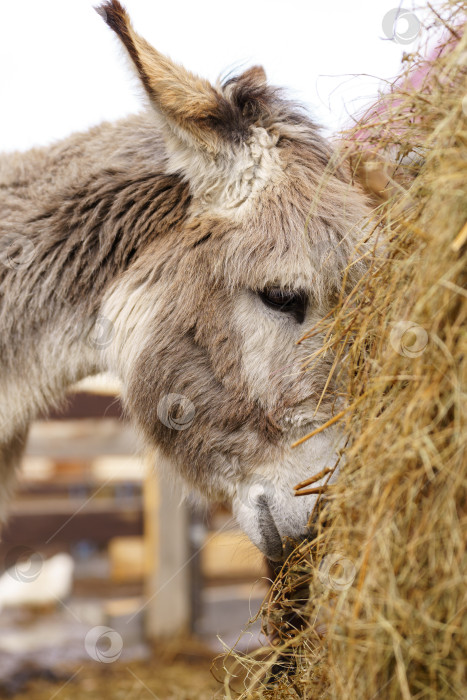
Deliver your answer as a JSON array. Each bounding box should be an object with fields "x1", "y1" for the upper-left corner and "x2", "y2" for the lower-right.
[{"x1": 232, "y1": 429, "x2": 341, "y2": 560}]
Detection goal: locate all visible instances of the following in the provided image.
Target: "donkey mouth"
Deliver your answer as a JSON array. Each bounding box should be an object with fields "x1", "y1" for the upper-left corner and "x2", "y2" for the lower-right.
[{"x1": 256, "y1": 495, "x2": 284, "y2": 561}]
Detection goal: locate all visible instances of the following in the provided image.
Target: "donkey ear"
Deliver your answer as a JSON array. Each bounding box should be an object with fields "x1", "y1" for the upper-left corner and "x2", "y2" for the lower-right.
[
  {"x1": 96, "y1": 0, "x2": 233, "y2": 155},
  {"x1": 221, "y1": 65, "x2": 271, "y2": 123},
  {"x1": 233, "y1": 65, "x2": 267, "y2": 86}
]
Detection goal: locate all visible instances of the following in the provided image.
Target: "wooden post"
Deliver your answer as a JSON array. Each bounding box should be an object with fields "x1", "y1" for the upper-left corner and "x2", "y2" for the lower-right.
[{"x1": 143, "y1": 450, "x2": 191, "y2": 638}]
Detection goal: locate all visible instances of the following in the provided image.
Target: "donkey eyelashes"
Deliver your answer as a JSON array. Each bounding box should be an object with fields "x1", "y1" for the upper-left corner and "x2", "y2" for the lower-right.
[{"x1": 258, "y1": 288, "x2": 308, "y2": 324}]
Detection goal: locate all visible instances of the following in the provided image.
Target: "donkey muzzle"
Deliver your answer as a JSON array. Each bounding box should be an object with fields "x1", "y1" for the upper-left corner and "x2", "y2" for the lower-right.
[{"x1": 232, "y1": 472, "x2": 318, "y2": 561}]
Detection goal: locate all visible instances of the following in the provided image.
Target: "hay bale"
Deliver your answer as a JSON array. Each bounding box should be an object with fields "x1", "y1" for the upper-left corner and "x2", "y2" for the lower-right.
[{"x1": 225, "y1": 4, "x2": 466, "y2": 698}]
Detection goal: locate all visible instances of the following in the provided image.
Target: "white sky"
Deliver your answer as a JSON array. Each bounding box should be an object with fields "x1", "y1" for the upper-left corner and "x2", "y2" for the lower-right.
[{"x1": 0, "y1": 1, "x2": 426, "y2": 152}]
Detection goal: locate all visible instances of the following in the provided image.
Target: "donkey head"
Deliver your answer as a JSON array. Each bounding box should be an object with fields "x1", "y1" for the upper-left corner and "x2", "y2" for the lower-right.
[{"x1": 97, "y1": 1, "x2": 370, "y2": 559}]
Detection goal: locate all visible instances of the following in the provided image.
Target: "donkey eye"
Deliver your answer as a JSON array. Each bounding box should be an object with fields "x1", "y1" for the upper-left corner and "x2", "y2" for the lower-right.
[{"x1": 258, "y1": 288, "x2": 308, "y2": 323}]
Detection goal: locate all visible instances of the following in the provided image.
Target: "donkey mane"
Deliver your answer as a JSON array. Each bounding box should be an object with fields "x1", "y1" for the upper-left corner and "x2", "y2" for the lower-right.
[{"x1": 2, "y1": 170, "x2": 190, "y2": 312}]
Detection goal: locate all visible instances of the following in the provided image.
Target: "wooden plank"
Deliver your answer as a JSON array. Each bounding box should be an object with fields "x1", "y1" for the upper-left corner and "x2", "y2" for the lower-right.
[
  {"x1": 43, "y1": 392, "x2": 124, "y2": 420},
  {"x1": 108, "y1": 536, "x2": 145, "y2": 582},
  {"x1": 26, "y1": 419, "x2": 140, "y2": 459},
  {"x1": 0, "y1": 501, "x2": 143, "y2": 556},
  {"x1": 202, "y1": 531, "x2": 268, "y2": 581},
  {"x1": 7, "y1": 496, "x2": 142, "y2": 516},
  {"x1": 143, "y1": 451, "x2": 190, "y2": 638},
  {"x1": 71, "y1": 373, "x2": 122, "y2": 396}
]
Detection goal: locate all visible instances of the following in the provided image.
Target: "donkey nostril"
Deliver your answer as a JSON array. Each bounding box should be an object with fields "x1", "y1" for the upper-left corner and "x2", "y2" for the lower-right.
[{"x1": 256, "y1": 495, "x2": 283, "y2": 561}]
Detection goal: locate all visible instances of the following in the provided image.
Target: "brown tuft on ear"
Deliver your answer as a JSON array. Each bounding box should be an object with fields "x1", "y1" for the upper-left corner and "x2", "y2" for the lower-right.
[
  {"x1": 95, "y1": 0, "x2": 128, "y2": 35},
  {"x1": 223, "y1": 65, "x2": 274, "y2": 124},
  {"x1": 239, "y1": 65, "x2": 267, "y2": 86}
]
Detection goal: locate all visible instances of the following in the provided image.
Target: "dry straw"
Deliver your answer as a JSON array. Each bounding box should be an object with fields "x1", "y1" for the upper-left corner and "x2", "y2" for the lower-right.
[{"x1": 220, "y1": 3, "x2": 466, "y2": 697}]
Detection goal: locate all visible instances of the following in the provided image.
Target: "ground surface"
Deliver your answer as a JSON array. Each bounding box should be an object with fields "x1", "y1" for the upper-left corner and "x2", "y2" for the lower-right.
[
  {"x1": 9, "y1": 654, "x2": 223, "y2": 700},
  {"x1": 0, "y1": 599, "x2": 263, "y2": 699}
]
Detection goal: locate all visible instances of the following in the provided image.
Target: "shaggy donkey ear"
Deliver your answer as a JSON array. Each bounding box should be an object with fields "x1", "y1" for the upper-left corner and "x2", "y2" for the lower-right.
[
  {"x1": 231, "y1": 65, "x2": 267, "y2": 86},
  {"x1": 96, "y1": 0, "x2": 240, "y2": 155},
  {"x1": 221, "y1": 65, "x2": 271, "y2": 122}
]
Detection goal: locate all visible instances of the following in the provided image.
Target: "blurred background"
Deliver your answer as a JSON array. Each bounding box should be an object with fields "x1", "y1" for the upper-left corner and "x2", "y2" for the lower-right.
[
  {"x1": 0, "y1": 0, "x2": 428, "y2": 695},
  {"x1": 0, "y1": 377, "x2": 271, "y2": 688}
]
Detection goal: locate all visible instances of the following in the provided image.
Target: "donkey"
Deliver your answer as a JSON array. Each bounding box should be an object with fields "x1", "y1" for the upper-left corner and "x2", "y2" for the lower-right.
[{"x1": 0, "y1": 1, "x2": 370, "y2": 560}]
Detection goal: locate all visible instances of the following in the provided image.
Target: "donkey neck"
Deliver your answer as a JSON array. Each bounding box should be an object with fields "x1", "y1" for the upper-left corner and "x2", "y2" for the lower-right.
[{"x1": 0, "y1": 115, "x2": 191, "y2": 440}]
